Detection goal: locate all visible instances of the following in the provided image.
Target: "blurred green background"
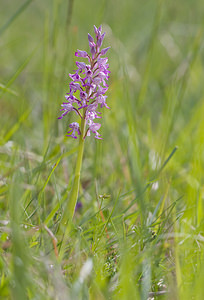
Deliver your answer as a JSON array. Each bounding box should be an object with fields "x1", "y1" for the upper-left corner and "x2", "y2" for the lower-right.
[{"x1": 1, "y1": 0, "x2": 204, "y2": 299}]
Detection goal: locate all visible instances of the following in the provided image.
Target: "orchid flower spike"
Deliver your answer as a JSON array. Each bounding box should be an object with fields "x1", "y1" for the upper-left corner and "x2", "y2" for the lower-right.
[{"x1": 58, "y1": 25, "x2": 110, "y2": 140}]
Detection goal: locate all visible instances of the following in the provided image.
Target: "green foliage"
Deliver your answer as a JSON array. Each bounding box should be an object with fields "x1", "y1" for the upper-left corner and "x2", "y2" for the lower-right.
[{"x1": 1, "y1": 0, "x2": 204, "y2": 299}]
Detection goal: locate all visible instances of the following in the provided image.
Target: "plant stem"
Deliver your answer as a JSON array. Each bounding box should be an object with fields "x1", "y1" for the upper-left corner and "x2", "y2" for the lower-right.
[
  {"x1": 58, "y1": 113, "x2": 86, "y2": 257},
  {"x1": 61, "y1": 114, "x2": 86, "y2": 228}
]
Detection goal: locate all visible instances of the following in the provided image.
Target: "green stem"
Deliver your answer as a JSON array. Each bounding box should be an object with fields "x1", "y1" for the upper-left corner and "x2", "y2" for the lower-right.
[
  {"x1": 59, "y1": 97, "x2": 89, "y2": 259},
  {"x1": 61, "y1": 115, "x2": 86, "y2": 228},
  {"x1": 58, "y1": 113, "x2": 86, "y2": 258}
]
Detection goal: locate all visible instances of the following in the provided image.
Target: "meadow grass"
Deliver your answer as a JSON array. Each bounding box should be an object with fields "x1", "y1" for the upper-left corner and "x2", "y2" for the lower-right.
[{"x1": 1, "y1": 0, "x2": 204, "y2": 299}]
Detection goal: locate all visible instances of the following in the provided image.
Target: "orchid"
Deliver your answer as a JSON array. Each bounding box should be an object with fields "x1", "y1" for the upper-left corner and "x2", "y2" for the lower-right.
[
  {"x1": 58, "y1": 25, "x2": 110, "y2": 140},
  {"x1": 58, "y1": 26, "x2": 110, "y2": 246}
]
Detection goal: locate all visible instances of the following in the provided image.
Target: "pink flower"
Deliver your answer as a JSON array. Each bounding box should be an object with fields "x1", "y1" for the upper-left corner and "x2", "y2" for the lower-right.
[
  {"x1": 87, "y1": 123, "x2": 102, "y2": 139},
  {"x1": 58, "y1": 25, "x2": 110, "y2": 139},
  {"x1": 66, "y1": 122, "x2": 81, "y2": 139}
]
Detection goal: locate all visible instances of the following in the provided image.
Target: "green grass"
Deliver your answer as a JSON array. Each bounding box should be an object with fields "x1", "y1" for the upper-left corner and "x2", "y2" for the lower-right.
[{"x1": 1, "y1": 0, "x2": 204, "y2": 299}]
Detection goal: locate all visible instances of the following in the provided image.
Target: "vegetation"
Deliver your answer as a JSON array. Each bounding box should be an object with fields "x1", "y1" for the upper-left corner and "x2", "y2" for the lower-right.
[{"x1": 1, "y1": 0, "x2": 204, "y2": 299}]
